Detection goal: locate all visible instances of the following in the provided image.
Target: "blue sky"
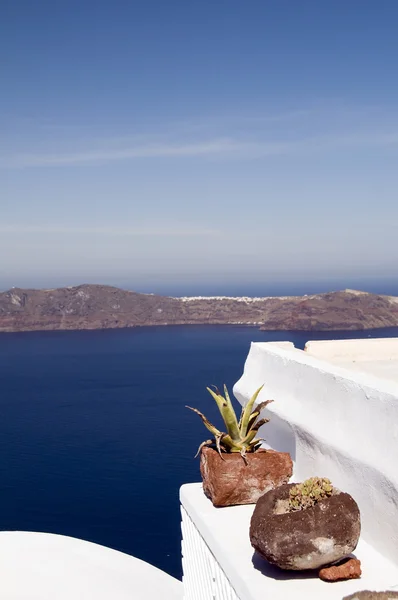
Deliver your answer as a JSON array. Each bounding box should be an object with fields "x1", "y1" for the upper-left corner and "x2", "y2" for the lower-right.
[{"x1": 1, "y1": 0, "x2": 398, "y2": 293}]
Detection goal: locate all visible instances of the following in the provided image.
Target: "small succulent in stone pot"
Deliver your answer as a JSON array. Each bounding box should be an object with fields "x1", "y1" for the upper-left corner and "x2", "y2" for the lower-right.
[
  {"x1": 288, "y1": 477, "x2": 334, "y2": 511},
  {"x1": 250, "y1": 476, "x2": 361, "y2": 570},
  {"x1": 187, "y1": 385, "x2": 293, "y2": 507}
]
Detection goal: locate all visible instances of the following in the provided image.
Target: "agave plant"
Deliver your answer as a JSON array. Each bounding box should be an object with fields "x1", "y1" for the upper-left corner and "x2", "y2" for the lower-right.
[{"x1": 187, "y1": 385, "x2": 273, "y2": 461}]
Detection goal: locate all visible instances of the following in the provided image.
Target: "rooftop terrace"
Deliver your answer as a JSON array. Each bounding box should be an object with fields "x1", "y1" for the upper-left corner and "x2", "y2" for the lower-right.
[{"x1": 305, "y1": 337, "x2": 398, "y2": 384}]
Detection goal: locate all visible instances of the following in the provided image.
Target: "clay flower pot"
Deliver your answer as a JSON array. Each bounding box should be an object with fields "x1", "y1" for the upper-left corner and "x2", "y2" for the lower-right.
[
  {"x1": 200, "y1": 447, "x2": 293, "y2": 507},
  {"x1": 250, "y1": 482, "x2": 361, "y2": 570},
  {"x1": 188, "y1": 383, "x2": 292, "y2": 506}
]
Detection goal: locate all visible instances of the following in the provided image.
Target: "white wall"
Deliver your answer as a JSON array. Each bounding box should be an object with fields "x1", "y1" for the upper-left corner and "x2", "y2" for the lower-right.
[
  {"x1": 0, "y1": 531, "x2": 182, "y2": 600},
  {"x1": 233, "y1": 342, "x2": 398, "y2": 566}
]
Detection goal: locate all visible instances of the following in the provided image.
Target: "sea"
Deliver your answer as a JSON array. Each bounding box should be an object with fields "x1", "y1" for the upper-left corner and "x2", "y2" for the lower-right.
[{"x1": 1, "y1": 324, "x2": 398, "y2": 579}]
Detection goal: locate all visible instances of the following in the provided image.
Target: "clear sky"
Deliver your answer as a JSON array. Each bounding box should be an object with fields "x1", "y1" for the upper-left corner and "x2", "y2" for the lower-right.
[{"x1": 1, "y1": 0, "x2": 398, "y2": 293}]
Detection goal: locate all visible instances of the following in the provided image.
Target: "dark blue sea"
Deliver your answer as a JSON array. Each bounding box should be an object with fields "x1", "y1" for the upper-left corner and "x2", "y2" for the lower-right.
[{"x1": 1, "y1": 325, "x2": 398, "y2": 579}]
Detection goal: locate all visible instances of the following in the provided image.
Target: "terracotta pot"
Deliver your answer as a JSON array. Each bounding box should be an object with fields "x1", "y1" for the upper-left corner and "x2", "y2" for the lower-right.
[
  {"x1": 250, "y1": 483, "x2": 361, "y2": 570},
  {"x1": 200, "y1": 447, "x2": 293, "y2": 507}
]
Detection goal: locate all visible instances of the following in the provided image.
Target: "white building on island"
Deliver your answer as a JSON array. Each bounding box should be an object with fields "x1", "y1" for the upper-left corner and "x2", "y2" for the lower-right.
[{"x1": 2, "y1": 338, "x2": 398, "y2": 599}]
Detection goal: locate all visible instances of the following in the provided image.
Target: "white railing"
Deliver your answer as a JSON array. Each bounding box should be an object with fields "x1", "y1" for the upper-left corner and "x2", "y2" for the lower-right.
[{"x1": 181, "y1": 506, "x2": 239, "y2": 600}]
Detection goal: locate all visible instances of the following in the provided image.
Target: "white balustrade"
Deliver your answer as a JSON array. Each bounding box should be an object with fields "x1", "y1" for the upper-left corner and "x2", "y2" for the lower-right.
[{"x1": 181, "y1": 505, "x2": 239, "y2": 600}]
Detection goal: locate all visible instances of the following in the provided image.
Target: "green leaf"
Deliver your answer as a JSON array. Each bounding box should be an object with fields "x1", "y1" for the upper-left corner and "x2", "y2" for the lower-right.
[
  {"x1": 206, "y1": 386, "x2": 226, "y2": 413},
  {"x1": 248, "y1": 417, "x2": 269, "y2": 434},
  {"x1": 194, "y1": 439, "x2": 213, "y2": 458},
  {"x1": 219, "y1": 433, "x2": 242, "y2": 452},
  {"x1": 238, "y1": 403, "x2": 245, "y2": 429},
  {"x1": 248, "y1": 438, "x2": 263, "y2": 452},
  {"x1": 239, "y1": 385, "x2": 264, "y2": 437},
  {"x1": 252, "y1": 399, "x2": 274, "y2": 416},
  {"x1": 240, "y1": 428, "x2": 258, "y2": 446},
  {"x1": 206, "y1": 386, "x2": 241, "y2": 442},
  {"x1": 186, "y1": 406, "x2": 223, "y2": 437},
  {"x1": 246, "y1": 402, "x2": 273, "y2": 431}
]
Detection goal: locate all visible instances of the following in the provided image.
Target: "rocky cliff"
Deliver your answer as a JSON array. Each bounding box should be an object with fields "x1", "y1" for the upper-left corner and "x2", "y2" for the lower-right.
[{"x1": 0, "y1": 285, "x2": 397, "y2": 333}]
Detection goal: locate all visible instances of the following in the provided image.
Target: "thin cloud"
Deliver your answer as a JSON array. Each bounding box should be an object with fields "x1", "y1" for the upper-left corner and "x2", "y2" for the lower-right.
[
  {"x1": 0, "y1": 224, "x2": 221, "y2": 237},
  {"x1": 1, "y1": 139, "x2": 242, "y2": 168},
  {"x1": 1, "y1": 130, "x2": 398, "y2": 169}
]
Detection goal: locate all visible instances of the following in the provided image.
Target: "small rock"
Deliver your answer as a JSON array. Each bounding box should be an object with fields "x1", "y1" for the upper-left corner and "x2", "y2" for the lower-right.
[
  {"x1": 319, "y1": 558, "x2": 361, "y2": 582},
  {"x1": 343, "y1": 592, "x2": 398, "y2": 600}
]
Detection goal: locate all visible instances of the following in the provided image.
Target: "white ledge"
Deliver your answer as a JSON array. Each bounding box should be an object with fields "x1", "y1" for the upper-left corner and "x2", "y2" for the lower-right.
[{"x1": 180, "y1": 483, "x2": 398, "y2": 600}]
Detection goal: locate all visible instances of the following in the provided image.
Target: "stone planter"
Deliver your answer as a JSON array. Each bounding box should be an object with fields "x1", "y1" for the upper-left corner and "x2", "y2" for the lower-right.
[
  {"x1": 249, "y1": 483, "x2": 361, "y2": 570},
  {"x1": 200, "y1": 447, "x2": 293, "y2": 507}
]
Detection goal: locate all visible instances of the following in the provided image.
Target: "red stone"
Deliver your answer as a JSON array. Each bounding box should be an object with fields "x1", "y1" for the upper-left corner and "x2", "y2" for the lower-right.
[
  {"x1": 200, "y1": 447, "x2": 293, "y2": 507},
  {"x1": 319, "y1": 558, "x2": 361, "y2": 582}
]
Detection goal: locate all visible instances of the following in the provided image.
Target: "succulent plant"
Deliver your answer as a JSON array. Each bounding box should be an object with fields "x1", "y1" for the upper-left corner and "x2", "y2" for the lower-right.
[
  {"x1": 186, "y1": 385, "x2": 273, "y2": 462},
  {"x1": 289, "y1": 477, "x2": 334, "y2": 511}
]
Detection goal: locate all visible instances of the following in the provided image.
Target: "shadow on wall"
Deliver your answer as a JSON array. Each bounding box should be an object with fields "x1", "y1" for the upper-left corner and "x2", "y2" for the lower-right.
[{"x1": 258, "y1": 410, "x2": 297, "y2": 464}]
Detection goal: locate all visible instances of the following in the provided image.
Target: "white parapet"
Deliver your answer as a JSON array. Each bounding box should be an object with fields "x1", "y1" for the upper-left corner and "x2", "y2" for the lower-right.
[{"x1": 0, "y1": 531, "x2": 182, "y2": 600}]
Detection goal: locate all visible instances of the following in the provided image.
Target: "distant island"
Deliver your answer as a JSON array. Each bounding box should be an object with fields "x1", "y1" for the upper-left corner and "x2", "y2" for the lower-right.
[{"x1": 0, "y1": 284, "x2": 398, "y2": 333}]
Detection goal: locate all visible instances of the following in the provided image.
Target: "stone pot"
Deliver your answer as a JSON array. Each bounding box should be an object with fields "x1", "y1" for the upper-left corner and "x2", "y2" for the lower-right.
[
  {"x1": 249, "y1": 483, "x2": 361, "y2": 570},
  {"x1": 200, "y1": 447, "x2": 293, "y2": 507}
]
